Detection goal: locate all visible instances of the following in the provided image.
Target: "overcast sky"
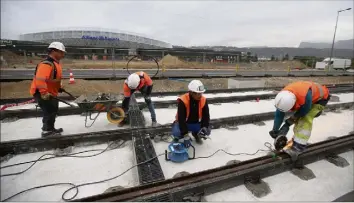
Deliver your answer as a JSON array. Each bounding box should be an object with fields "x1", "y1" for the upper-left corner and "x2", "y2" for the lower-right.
[{"x1": 1, "y1": 0, "x2": 353, "y2": 47}]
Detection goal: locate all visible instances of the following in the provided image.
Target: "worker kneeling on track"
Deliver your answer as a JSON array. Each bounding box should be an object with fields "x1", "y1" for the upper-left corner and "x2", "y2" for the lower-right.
[
  {"x1": 269, "y1": 81, "x2": 331, "y2": 161},
  {"x1": 120, "y1": 71, "x2": 157, "y2": 127},
  {"x1": 172, "y1": 80, "x2": 211, "y2": 146},
  {"x1": 29, "y1": 42, "x2": 66, "y2": 137}
]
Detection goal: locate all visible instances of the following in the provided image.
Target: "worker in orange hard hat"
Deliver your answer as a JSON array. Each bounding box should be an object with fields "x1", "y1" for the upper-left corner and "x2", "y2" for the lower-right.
[
  {"x1": 269, "y1": 81, "x2": 331, "y2": 161},
  {"x1": 120, "y1": 71, "x2": 157, "y2": 127},
  {"x1": 30, "y1": 42, "x2": 66, "y2": 137},
  {"x1": 172, "y1": 80, "x2": 211, "y2": 147}
]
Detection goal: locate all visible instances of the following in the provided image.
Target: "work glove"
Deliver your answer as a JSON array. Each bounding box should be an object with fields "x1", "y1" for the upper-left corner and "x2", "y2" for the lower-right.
[
  {"x1": 182, "y1": 134, "x2": 192, "y2": 148},
  {"x1": 285, "y1": 116, "x2": 297, "y2": 126},
  {"x1": 269, "y1": 130, "x2": 280, "y2": 139},
  {"x1": 199, "y1": 127, "x2": 211, "y2": 137},
  {"x1": 41, "y1": 93, "x2": 52, "y2": 100},
  {"x1": 145, "y1": 85, "x2": 153, "y2": 96},
  {"x1": 316, "y1": 95, "x2": 331, "y2": 107},
  {"x1": 278, "y1": 123, "x2": 290, "y2": 136},
  {"x1": 269, "y1": 122, "x2": 290, "y2": 139},
  {"x1": 315, "y1": 111, "x2": 322, "y2": 118}
]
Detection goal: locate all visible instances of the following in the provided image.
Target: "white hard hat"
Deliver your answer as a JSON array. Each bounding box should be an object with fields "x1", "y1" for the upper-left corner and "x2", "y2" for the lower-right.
[
  {"x1": 274, "y1": 90, "x2": 296, "y2": 112},
  {"x1": 127, "y1": 73, "x2": 140, "y2": 89},
  {"x1": 48, "y1": 42, "x2": 66, "y2": 52},
  {"x1": 188, "y1": 80, "x2": 206, "y2": 93}
]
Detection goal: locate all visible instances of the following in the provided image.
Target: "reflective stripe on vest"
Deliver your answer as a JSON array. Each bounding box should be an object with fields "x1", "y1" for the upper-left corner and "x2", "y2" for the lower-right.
[
  {"x1": 304, "y1": 81, "x2": 324, "y2": 102},
  {"x1": 33, "y1": 60, "x2": 58, "y2": 82}
]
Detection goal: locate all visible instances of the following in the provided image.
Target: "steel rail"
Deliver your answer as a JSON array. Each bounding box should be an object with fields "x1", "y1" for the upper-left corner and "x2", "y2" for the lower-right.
[
  {"x1": 1, "y1": 83, "x2": 352, "y2": 105},
  {"x1": 74, "y1": 133, "x2": 354, "y2": 202},
  {"x1": 1, "y1": 102, "x2": 352, "y2": 157},
  {"x1": 1, "y1": 86, "x2": 352, "y2": 120},
  {"x1": 1, "y1": 70, "x2": 354, "y2": 81}
]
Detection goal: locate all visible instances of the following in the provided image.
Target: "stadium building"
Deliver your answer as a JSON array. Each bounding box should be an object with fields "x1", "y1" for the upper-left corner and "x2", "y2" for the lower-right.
[
  {"x1": 1, "y1": 28, "x2": 242, "y2": 64},
  {"x1": 19, "y1": 28, "x2": 172, "y2": 49}
]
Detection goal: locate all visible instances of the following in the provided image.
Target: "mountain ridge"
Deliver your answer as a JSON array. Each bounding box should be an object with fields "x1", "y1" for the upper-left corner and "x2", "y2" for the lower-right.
[{"x1": 298, "y1": 39, "x2": 353, "y2": 49}]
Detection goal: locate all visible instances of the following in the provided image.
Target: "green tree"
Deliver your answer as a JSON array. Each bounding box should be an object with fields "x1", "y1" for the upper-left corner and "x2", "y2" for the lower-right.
[{"x1": 271, "y1": 55, "x2": 275, "y2": 61}]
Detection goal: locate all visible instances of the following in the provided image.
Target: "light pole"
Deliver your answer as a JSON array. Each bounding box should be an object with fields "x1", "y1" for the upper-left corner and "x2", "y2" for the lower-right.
[{"x1": 328, "y1": 8, "x2": 351, "y2": 71}]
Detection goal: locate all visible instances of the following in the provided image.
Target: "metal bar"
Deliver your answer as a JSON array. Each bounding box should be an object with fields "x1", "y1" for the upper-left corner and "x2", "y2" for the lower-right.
[
  {"x1": 1, "y1": 86, "x2": 353, "y2": 120},
  {"x1": 328, "y1": 11, "x2": 340, "y2": 72},
  {"x1": 1, "y1": 83, "x2": 353, "y2": 105},
  {"x1": 75, "y1": 133, "x2": 354, "y2": 202},
  {"x1": 333, "y1": 190, "x2": 354, "y2": 202},
  {"x1": 2, "y1": 73, "x2": 354, "y2": 82},
  {"x1": 133, "y1": 135, "x2": 166, "y2": 185},
  {"x1": 1, "y1": 101, "x2": 352, "y2": 157}
]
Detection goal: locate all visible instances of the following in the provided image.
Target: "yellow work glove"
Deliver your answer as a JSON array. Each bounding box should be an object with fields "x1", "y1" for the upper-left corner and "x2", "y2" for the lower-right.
[{"x1": 41, "y1": 93, "x2": 52, "y2": 100}]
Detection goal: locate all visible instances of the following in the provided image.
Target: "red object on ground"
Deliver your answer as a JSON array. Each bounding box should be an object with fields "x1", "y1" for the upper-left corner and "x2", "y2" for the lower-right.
[
  {"x1": 0, "y1": 99, "x2": 35, "y2": 111},
  {"x1": 256, "y1": 98, "x2": 260, "y2": 102}
]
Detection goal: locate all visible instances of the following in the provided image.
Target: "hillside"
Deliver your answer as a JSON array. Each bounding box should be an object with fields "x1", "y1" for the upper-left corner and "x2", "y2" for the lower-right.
[
  {"x1": 190, "y1": 46, "x2": 353, "y2": 58},
  {"x1": 298, "y1": 39, "x2": 353, "y2": 50}
]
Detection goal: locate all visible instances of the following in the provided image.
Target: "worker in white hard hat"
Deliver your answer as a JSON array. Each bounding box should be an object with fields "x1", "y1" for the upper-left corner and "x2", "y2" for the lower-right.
[
  {"x1": 270, "y1": 81, "x2": 331, "y2": 161},
  {"x1": 30, "y1": 42, "x2": 66, "y2": 137},
  {"x1": 172, "y1": 80, "x2": 211, "y2": 147},
  {"x1": 121, "y1": 71, "x2": 157, "y2": 126}
]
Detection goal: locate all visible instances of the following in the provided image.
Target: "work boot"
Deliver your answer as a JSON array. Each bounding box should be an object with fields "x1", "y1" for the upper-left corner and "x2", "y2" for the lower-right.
[
  {"x1": 283, "y1": 139, "x2": 304, "y2": 162},
  {"x1": 52, "y1": 128, "x2": 63, "y2": 133},
  {"x1": 151, "y1": 120, "x2": 159, "y2": 127},
  {"x1": 41, "y1": 130, "x2": 62, "y2": 138},
  {"x1": 283, "y1": 147, "x2": 301, "y2": 162},
  {"x1": 118, "y1": 117, "x2": 128, "y2": 127},
  {"x1": 192, "y1": 133, "x2": 203, "y2": 144}
]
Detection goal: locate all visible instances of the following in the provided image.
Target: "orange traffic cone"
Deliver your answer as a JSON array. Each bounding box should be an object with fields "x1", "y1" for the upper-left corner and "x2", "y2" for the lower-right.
[{"x1": 69, "y1": 71, "x2": 75, "y2": 84}]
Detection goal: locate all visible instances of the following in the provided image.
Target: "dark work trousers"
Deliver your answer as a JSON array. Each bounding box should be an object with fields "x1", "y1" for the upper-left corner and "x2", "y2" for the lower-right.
[
  {"x1": 34, "y1": 92, "x2": 59, "y2": 131},
  {"x1": 139, "y1": 85, "x2": 156, "y2": 122}
]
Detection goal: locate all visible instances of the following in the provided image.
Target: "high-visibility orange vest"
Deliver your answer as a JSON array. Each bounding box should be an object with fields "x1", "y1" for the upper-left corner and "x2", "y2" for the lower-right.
[
  {"x1": 283, "y1": 81, "x2": 329, "y2": 111},
  {"x1": 123, "y1": 71, "x2": 153, "y2": 97},
  {"x1": 175, "y1": 93, "x2": 206, "y2": 121},
  {"x1": 30, "y1": 58, "x2": 63, "y2": 96}
]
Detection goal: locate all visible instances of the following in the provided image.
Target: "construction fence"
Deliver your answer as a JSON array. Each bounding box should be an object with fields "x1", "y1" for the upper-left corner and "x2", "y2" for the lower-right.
[{"x1": 0, "y1": 46, "x2": 350, "y2": 72}]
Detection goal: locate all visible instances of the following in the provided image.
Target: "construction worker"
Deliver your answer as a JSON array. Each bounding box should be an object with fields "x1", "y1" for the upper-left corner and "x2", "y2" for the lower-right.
[
  {"x1": 121, "y1": 71, "x2": 157, "y2": 126},
  {"x1": 269, "y1": 81, "x2": 331, "y2": 161},
  {"x1": 172, "y1": 80, "x2": 211, "y2": 146},
  {"x1": 30, "y1": 42, "x2": 66, "y2": 137}
]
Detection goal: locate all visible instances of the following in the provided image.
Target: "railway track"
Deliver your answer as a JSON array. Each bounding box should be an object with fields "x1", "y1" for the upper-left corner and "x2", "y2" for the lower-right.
[
  {"x1": 1, "y1": 83, "x2": 353, "y2": 105},
  {"x1": 1, "y1": 101, "x2": 353, "y2": 157},
  {"x1": 1, "y1": 85, "x2": 353, "y2": 120},
  {"x1": 75, "y1": 132, "x2": 354, "y2": 202}
]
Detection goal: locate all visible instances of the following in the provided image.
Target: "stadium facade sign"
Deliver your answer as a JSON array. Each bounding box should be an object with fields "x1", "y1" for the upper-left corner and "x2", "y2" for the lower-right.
[
  {"x1": 0, "y1": 39, "x2": 13, "y2": 45},
  {"x1": 81, "y1": 35, "x2": 119, "y2": 41}
]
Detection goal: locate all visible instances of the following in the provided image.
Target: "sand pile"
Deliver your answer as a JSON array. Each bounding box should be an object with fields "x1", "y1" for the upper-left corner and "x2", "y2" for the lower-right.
[
  {"x1": 0, "y1": 50, "x2": 23, "y2": 67},
  {"x1": 159, "y1": 54, "x2": 188, "y2": 68},
  {"x1": 0, "y1": 50, "x2": 43, "y2": 68}
]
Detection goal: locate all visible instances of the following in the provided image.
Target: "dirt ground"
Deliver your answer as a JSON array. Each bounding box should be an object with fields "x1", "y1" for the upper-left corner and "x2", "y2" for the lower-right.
[
  {"x1": 1, "y1": 76, "x2": 353, "y2": 99},
  {"x1": 1, "y1": 50, "x2": 307, "y2": 70}
]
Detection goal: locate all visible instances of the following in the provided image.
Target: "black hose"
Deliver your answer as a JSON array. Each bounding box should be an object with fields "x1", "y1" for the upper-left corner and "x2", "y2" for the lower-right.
[
  {"x1": 126, "y1": 55, "x2": 160, "y2": 78},
  {"x1": 0, "y1": 141, "x2": 126, "y2": 177},
  {"x1": 1, "y1": 142, "x2": 275, "y2": 202}
]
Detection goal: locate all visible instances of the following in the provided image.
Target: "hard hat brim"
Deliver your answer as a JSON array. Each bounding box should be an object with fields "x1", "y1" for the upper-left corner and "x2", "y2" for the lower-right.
[{"x1": 191, "y1": 90, "x2": 206, "y2": 93}]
